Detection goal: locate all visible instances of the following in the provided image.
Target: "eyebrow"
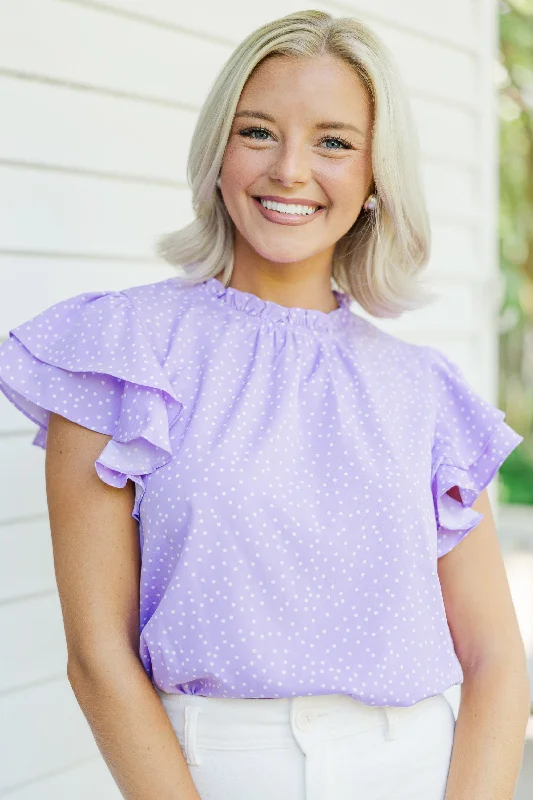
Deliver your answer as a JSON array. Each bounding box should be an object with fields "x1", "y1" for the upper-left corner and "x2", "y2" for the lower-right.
[{"x1": 234, "y1": 110, "x2": 365, "y2": 137}]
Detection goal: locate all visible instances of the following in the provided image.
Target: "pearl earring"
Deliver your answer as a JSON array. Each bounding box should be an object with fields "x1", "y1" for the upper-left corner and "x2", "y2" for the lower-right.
[
  {"x1": 216, "y1": 177, "x2": 222, "y2": 189},
  {"x1": 363, "y1": 193, "x2": 377, "y2": 212}
]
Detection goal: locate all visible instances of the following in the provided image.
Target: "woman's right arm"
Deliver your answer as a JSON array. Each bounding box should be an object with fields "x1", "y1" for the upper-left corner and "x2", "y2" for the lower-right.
[{"x1": 45, "y1": 411, "x2": 202, "y2": 800}]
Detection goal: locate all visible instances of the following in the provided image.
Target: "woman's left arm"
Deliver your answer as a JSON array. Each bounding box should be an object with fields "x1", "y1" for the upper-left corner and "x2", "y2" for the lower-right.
[{"x1": 438, "y1": 487, "x2": 531, "y2": 800}]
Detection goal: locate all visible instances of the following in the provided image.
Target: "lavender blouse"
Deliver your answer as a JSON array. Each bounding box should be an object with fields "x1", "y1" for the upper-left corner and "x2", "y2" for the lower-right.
[{"x1": 0, "y1": 276, "x2": 523, "y2": 706}]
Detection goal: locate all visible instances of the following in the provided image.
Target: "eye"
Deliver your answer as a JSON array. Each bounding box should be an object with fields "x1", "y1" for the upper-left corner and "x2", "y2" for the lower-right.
[
  {"x1": 238, "y1": 126, "x2": 354, "y2": 151},
  {"x1": 238, "y1": 125, "x2": 273, "y2": 141},
  {"x1": 317, "y1": 135, "x2": 354, "y2": 151}
]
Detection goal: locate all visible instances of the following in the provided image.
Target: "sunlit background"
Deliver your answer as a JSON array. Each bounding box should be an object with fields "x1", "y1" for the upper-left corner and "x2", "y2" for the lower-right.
[
  {"x1": 0, "y1": 1, "x2": 531, "y2": 797},
  {"x1": 497, "y1": 2, "x2": 533, "y2": 795}
]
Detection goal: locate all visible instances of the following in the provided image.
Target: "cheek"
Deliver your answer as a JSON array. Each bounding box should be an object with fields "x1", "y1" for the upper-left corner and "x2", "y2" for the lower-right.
[
  {"x1": 320, "y1": 175, "x2": 368, "y2": 214},
  {"x1": 318, "y1": 155, "x2": 372, "y2": 198},
  {"x1": 221, "y1": 143, "x2": 265, "y2": 187}
]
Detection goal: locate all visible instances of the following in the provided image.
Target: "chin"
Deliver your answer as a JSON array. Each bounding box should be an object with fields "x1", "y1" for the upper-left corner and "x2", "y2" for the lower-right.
[{"x1": 249, "y1": 241, "x2": 322, "y2": 264}]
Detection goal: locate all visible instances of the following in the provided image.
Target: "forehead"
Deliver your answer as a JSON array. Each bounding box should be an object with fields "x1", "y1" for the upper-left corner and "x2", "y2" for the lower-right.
[{"x1": 237, "y1": 54, "x2": 372, "y2": 122}]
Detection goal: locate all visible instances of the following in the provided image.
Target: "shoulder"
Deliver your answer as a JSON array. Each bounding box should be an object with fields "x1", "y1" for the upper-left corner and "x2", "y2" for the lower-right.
[
  {"x1": 8, "y1": 275, "x2": 197, "y2": 335},
  {"x1": 119, "y1": 275, "x2": 198, "y2": 312},
  {"x1": 115, "y1": 275, "x2": 203, "y2": 326},
  {"x1": 115, "y1": 276, "x2": 210, "y2": 360},
  {"x1": 2, "y1": 276, "x2": 206, "y2": 393},
  {"x1": 14, "y1": 276, "x2": 203, "y2": 363},
  {"x1": 38, "y1": 275, "x2": 203, "y2": 328},
  {"x1": 346, "y1": 312, "x2": 433, "y2": 382}
]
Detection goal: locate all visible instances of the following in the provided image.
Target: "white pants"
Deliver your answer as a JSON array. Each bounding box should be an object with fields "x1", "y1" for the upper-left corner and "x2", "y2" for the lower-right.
[{"x1": 156, "y1": 687, "x2": 456, "y2": 799}]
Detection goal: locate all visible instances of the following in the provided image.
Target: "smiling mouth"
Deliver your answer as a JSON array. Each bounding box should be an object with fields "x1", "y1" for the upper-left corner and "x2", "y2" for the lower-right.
[{"x1": 253, "y1": 197, "x2": 325, "y2": 216}]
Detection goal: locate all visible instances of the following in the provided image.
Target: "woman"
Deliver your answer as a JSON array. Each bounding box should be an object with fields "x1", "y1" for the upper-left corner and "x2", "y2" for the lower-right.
[{"x1": 0, "y1": 9, "x2": 529, "y2": 800}]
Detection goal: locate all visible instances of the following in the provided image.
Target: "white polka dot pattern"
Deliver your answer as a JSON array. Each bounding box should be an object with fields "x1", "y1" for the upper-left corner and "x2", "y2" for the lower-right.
[
  {"x1": 0, "y1": 276, "x2": 523, "y2": 707},
  {"x1": 0, "y1": 290, "x2": 183, "y2": 517},
  {"x1": 427, "y1": 347, "x2": 522, "y2": 558}
]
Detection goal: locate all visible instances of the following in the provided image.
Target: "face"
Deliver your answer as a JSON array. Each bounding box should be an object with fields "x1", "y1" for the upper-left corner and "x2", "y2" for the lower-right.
[{"x1": 219, "y1": 54, "x2": 374, "y2": 270}]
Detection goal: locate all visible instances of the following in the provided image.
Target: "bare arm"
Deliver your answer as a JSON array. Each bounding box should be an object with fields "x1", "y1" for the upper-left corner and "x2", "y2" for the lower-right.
[
  {"x1": 438, "y1": 486, "x2": 531, "y2": 800},
  {"x1": 45, "y1": 412, "x2": 201, "y2": 800}
]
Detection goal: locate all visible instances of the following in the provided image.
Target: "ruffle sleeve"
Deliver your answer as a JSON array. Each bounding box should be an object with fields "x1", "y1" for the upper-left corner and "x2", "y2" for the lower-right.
[
  {"x1": 0, "y1": 290, "x2": 183, "y2": 519},
  {"x1": 427, "y1": 346, "x2": 523, "y2": 557}
]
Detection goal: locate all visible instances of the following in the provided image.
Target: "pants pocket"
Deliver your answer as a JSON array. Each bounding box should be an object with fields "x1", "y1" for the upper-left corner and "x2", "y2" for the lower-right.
[{"x1": 182, "y1": 705, "x2": 201, "y2": 766}]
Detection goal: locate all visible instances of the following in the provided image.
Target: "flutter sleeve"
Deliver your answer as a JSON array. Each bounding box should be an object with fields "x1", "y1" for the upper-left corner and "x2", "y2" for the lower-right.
[
  {"x1": 427, "y1": 346, "x2": 523, "y2": 557},
  {"x1": 0, "y1": 290, "x2": 183, "y2": 518}
]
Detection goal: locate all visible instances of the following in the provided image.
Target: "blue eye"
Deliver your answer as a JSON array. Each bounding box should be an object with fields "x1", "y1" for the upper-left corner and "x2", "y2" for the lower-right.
[
  {"x1": 238, "y1": 126, "x2": 354, "y2": 150},
  {"x1": 317, "y1": 136, "x2": 353, "y2": 150},
  {"x1": 239, "y1": 126, "x2": 272, "y2": 141}
]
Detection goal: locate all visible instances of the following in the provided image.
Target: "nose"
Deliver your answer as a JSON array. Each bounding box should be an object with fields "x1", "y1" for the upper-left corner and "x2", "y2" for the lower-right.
[{"x1": 267, "y1": 139, "x2": 311, "y2": 188}]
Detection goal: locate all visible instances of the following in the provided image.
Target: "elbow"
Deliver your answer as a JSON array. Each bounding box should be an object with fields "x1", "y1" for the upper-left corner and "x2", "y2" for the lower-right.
[
  {"x1": 67, "y1": 652, "x2": 103, "y2": 695},
  {"x1": 462, "y1": 653, "x2": 531, "y2": 702},
  {"x1": 461, "y1": 633, "x2": 530, "y2": 682},
  {"x1": 67, "y1": 654, "x2": 90, "y2": 687},
  {"x1": 67, "y1": 645, "x2": 140, "y2": 694}
]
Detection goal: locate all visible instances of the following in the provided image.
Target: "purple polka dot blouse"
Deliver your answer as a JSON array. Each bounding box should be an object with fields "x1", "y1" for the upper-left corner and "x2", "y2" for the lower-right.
[{"x1": 0, "y1": 276, "x2": 523, "y2": 706}]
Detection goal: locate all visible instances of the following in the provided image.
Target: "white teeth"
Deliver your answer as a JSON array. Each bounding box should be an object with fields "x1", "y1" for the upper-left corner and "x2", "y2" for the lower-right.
[{"x1": 259, "y1": 199, "x2": 319, "y2": 215}]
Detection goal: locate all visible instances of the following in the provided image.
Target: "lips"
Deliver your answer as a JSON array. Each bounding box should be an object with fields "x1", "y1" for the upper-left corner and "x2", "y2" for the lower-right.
[
  {"x1": 251, "y1": 196, "x2": 325, "y2": 226},
  {"x1": 254, "y1": 195, "x2": 325, "y2": 209}
]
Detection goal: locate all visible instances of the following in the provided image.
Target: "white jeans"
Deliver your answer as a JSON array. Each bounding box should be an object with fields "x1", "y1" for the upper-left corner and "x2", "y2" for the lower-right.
[{"x1": 155, "y1": 687, "x2": 456, "y2": 799}]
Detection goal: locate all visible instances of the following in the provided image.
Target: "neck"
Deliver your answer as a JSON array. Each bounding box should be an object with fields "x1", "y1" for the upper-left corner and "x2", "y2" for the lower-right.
[{"x1": 215, "y1": 235, "x2": 339, "y2": 313}]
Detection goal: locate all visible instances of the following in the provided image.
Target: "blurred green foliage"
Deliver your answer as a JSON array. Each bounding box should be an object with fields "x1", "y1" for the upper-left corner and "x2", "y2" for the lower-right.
[{"x1": 499, "y1": 0, "x2": 533, "y2": 503}]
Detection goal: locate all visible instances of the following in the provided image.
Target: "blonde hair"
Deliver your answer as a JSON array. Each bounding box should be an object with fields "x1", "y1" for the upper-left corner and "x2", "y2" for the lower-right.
[{"x1": 157, "y1": 9, "x2": 436, "y2": 319}]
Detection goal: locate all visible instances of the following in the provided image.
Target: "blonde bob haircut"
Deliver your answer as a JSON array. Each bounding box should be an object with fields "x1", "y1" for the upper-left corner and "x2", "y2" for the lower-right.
[{"x1": 157, "y1": 9, "x2": 436, "y2": 319}]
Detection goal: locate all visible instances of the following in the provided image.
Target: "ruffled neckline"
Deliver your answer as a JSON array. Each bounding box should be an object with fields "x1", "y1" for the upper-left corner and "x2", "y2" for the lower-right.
[{"x1": 202, "y1": 276, "x2": 353, "y2": 332}]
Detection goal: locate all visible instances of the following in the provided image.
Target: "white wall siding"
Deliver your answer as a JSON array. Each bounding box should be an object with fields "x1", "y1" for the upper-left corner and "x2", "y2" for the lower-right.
[{"x1": 0, "y1": 1, "x2": 498, "y2": 795}]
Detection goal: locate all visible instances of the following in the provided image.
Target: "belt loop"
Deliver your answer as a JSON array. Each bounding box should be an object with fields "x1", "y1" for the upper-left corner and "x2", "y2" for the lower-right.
[
  {"x1": 382, "y1": 706, "x2": 396, "y2": 741},
  {"x1": 183, "y1": 705, "x2": 201, "y2": 765}
]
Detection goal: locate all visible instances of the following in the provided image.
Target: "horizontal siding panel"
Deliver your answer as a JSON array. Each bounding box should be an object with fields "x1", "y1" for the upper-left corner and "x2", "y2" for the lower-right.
[
  {"x1": 423, "y1": 163, "x2": 477, "y2": 220},
  {"x1": 0, "y1": 435, "x2": 47, "y2": 521},
  {"x1": 96, "y1": 0, "x2": 332, "y2": 46},
  {"x1": 0, "y1": 77, "x2": 477, "y2": 186},
  {"x1": 0, "y1": 0, "x2": 479, "y2": 106},
  {"x1": 428, "y1": 224, "x2": 478, "y2": 276},
  {"x1": 0, "y1": 165, "x2": 192, "y2": 256},
  {"x1": 102, "y1": 0, "x2": 333, "y2": 43},
  {"x1": 0, "y1": 518, "x2": 55, "y2": 601},
  {"x1": 103, "y1": 0, "x2": 477, "y2": 50},
  {"x1": 368, "y1": 22, "x2": 478, "y2": 105},
  {"x1": 328, "y1": 0, "x2": 476, "y2": 48},
  {"x1": 0, "y1": 678, "x2": 99, "y2": 794},
  {"x1": 0, "y1": 394, "x2": 35, "y2": 434},
  {"x1": 0, "y1": 0, "x2": 229, "y2": 108},
  {"x1": 0, "y1": 594, "x2": 67, "y2": 692},
  {"x1": 3, "y1": 759, "x2": 121, "y2": 800},
  {"x1": 358, "y1": 280, "x2": 477, "y2": 337},
  {"x1": 411, "y1": 98, "x2": 477, "y2": 165},
  {"x1": 0, "y1": 76, "x2": 195, "y2": 183},
  {"x1": 0, "y1": 256, "x2": 176, "y2": 336},
  {"x1": 437, "y1": 344, "x2": 480, "y2": 382}
]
